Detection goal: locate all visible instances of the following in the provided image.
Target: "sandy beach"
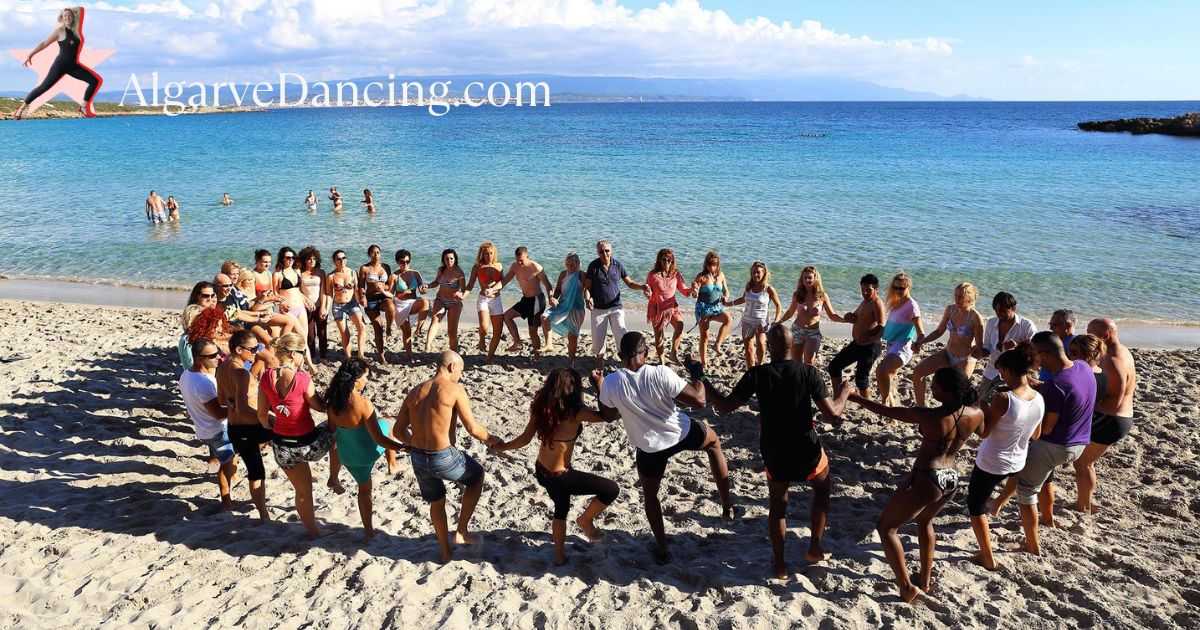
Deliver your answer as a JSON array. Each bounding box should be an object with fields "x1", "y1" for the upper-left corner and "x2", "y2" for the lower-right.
[{"x1": 1, "y1": 298, "x2": 1198, "y2": 628}]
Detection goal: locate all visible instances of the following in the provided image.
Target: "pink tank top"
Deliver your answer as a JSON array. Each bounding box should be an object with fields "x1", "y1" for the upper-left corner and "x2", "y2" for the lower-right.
[{"x1": 260, "y1": 368, "x2": 314, "y2": 437}]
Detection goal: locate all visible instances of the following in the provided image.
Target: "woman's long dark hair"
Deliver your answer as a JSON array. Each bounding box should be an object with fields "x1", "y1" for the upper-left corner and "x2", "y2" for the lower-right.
[
  {"x1": 933, "y1": 367, "x2": 978, "y2": 408},
  {"x1": 325, "y1": 358, "x2": 369, "y2": 414},
  {"x1": 531, "y1": 368, "x2": 584, "y2": 442},
  {"x1": 438, "y1": 248, "x2": 460, "y2": 276},
  {"x1": 996, "y1": 342, "x2": 1037, "y2": 377},
  {"x1": 187, "y1": 281, "x2": 213, "y2": 306},
  {"x1": 275, "y1": 246, "x2": 296, "y2": 272},
  {"x1": 298, "y1": 245, "x2": 322, "y2": 271}
]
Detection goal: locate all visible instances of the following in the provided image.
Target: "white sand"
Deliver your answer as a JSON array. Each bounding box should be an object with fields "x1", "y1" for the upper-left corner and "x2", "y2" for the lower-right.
[{"x1": 0, "y1": 299, "x2": 1197, "y2": 628}]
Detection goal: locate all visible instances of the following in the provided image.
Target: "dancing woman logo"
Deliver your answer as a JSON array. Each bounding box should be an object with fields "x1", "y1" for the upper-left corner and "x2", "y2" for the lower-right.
[
  {"x1": 119, "y1": 74, "x2": 553, "y2": 117},
  {"x1": 8, "y1": 6, "x2": 108, "y2": 119}
]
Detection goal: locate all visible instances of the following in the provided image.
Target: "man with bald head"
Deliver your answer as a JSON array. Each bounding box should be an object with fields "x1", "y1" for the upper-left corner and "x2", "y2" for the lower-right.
[
  {"x1": 704, "y1": 323, "x2": 853, "y2": 578},
  {"x1": 394, "y1": 351, "x2": 501, "y2": 562},
  {"x1": 1073, "y1": 318, "x2": 1138, "y2": 513}
]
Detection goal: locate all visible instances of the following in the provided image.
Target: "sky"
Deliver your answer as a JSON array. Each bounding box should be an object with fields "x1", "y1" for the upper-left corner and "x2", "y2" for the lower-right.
[{"x1": 0, "y1": 0, "x2": 1196, "y2": 100}]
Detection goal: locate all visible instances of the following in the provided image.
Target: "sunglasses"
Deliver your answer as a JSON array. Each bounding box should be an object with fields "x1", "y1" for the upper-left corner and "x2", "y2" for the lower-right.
[
  {"x1": 197, "y1": 351, "x2": 220, "y2": 359},
  {"x1": 398, "y1": 259, "x2": 411, "y2": 264},
  {"x1": 200, "y1": 293, "x2": 216, "y2": 299},
  {"x1": 284, "y1": 255, "x2": 295, "y2": 260},
  {"x1": 334, "y1": 255, "x2": 346, "y2": 261},
  {"x1": 238, "y1": 344, "x2": 261, "y2": 354}
]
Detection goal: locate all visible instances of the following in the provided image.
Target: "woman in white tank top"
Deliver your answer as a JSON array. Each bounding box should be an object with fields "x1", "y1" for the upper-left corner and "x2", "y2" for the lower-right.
[
  {"x1": 725, "y1": 262, "x2": 781, "y2": 368},
  {"x1": 966, "y1": 344, "x2": 1044, "y2": 570}
]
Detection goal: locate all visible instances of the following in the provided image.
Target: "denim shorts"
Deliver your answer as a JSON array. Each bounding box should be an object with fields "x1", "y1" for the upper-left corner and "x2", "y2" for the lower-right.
[
  {"x1": 409, "y1": 446, "x2": 484, "y2": 502},
  {"x1": 332, "y1": 300, "x2": 364, "y2": 323},
  {"x1": 204, "y1": 429, "x2": 236, "y2": 465}
]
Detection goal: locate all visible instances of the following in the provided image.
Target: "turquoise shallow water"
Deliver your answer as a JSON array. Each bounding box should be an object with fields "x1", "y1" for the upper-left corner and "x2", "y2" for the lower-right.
[{"x1": 2, "y1": 101, "x2": 1198, "y2": 320}]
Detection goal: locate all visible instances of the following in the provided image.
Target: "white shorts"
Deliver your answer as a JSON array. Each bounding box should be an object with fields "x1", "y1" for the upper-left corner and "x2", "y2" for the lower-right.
[
  {"x1": 394, "y1": 298, "x2": 418, "y2": 323},
  {"x1": 477, "y1": 294, "x2": 504, "y2": 317},
  {"x1": 740, "y1": 317, "x2": 768, "y2": 339},
  {"x1": 886, "y1": 339, "x2": 914, "y2": 366}
]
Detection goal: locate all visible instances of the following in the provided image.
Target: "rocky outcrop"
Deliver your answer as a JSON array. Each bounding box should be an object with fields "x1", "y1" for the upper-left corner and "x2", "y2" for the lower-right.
[{"x1": 1078, "y1": 112, "x2": 1200, "y2": 136}]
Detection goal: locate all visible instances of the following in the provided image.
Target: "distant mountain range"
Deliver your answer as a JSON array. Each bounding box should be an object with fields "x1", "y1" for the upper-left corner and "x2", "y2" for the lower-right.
[{"x1": 2, "y1": 74, "x2": 982, "y2": 103}]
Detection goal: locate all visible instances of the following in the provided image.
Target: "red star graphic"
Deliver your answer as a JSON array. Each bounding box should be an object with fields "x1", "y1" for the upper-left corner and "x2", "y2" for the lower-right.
[{"x1": 9, "y1": 45, "x2": 114, "y2": 114}]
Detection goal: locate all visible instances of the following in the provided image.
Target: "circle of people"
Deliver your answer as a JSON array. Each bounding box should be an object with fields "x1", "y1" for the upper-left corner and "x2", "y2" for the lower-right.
[{"x1": 176, "y1": 239, "x2": 1138, "y2": 602}]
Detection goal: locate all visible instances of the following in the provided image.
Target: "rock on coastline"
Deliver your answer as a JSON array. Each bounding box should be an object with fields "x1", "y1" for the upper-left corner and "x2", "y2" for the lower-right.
[{"x1": 1078, "y1": 112, "x2": 1200, "y2": 136}]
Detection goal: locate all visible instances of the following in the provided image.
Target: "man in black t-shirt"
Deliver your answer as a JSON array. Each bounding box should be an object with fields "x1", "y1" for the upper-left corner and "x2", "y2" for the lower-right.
[{"x1": 705, "y1": 323, "x2": 852, "y2": 579}]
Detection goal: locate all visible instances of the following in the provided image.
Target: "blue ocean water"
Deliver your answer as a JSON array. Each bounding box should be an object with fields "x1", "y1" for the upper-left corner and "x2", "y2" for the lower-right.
[{"x1": 2, "y1": 101, "x2": 1198, "y2": 321}]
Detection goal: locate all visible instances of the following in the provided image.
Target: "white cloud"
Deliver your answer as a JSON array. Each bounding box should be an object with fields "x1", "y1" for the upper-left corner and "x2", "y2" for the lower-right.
[{"x1": 0, "y1": 0, "x2": 955, "y2": 88}]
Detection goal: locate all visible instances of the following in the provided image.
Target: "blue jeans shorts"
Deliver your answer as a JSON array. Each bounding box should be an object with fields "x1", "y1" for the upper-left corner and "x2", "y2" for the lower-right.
[
  {"x1": 204, "y1": 429, "x2": 236, "y2": 465},
  {"x1": 409, "y1": 446, "x2": 484, "y2": 502}
]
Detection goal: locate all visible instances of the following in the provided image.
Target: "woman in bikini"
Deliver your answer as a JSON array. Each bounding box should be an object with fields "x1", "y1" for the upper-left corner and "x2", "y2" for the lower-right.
[
  {"x1": 910, "y1": 282, "x2": 984, "y2": 406},
  {"x1": 848, "y1": 368, "x2": 983, "y2": 603},
  {"x1": 166, "y1": 196, "x2": 180, "y2": 222},
  {"x1": 491, "y1": 368, "x2": 619, "y2": 565},
  {"x1": 329, "y1": 187, "x2": 343, "y2": 212},
  {"x1": 391, "y1": 249, "x2": 429, "y2": 362},
  {"x1": 358, "y1": 244, "x2": 395, "y2": 364},
  {"x1": 257, "y1": 333, "x2": 344, "y2": 539},
  {"x1": 465, "y1": 242, "x2": 505, "y2": 355},
  {"x1": 361, "y1": 189, "x2": 376, "y2": 214},
  {"x1": 298, "y1": 246, "x2": 328, "y2": 362},
  {"x1": 425, "y1": 249, "x2": 467, "y2": 352},
  {"x1": 727, "y1": 261, "x2": 782, "y2": 368},
  {"x1": 779, "y1": 266, "x2": 842, "y2": 365},
  {"x1": 542, "y1": 252, "x2": 587, "y2": 365},
  {"x1": 305, "y1": 190, "x2": 318, "y2": 212},
  {"x1": 643, "y1": 248, "x2": 691, "y2": 364},
  {"x1": 273, "y1": 246, "x2": 315, "y2": 370},
  {"x1": 877, "y1": 273, "x2": 925, "y2": 405},
  {"x1": 245, "y1": 249, "x2": 295, "y2": 339},
  {"x1": 691, "y1": 251, "x2": 732, "y2": 366},
  {"x1": 323, "y1": 359, "x2": 406, "y2": 542},
  {"x1": 326, "y1": 250, "x2": 367, "y2": 360}
]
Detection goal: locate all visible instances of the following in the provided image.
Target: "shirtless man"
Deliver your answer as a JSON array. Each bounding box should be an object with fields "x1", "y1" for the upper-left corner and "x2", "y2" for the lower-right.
[
  {"x1": 826, "y1": 274, "x2": 885, "y2": 400},
  {"x1": 1074, "y1": 318, "x2": 1137, "y2": 513},
  {"x1": 221, "y1": 192, "x2": 234, "y2": 206},
  {"x1": 145, "y1": 190, "x2": 166, "y2": 224},
  {"x1": 393, "y1": 351, "x2": 502, "y2": 562},
  {"x1": 215, "y1": 329, "x2": 277, "y2": 521},
  {"x1": 498, "y1": 246, "x2": 554, "y2": 359},
  {"x1": 328, "y1": 186, "x2": 343, "y2": 211}
]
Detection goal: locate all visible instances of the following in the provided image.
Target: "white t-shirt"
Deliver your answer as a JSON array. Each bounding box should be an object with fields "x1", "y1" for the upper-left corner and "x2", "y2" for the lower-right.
[
  {"x1": 981, "y1": 314, "x2": 1038, "y2": 380},
  {"x1": 976, "y1": 390, "x2": 1045, "y2": 475},
  {"x1": 600, "y1": 364, "x2": 690, "y2": 453},
  {"x1": 179, "y1": 369, "x2": 224, "y2": 440}
]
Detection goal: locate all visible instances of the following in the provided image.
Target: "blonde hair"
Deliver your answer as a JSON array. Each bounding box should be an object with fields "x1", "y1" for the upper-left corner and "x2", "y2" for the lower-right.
[
  {"x1": 954, "y1": 282, "x2": 978, "y2": 309},
  {"x1": 886, "y1": 272, "x2": 912, "y2": 310},
  {"x1": 795, "y1": 265, "x2": 825, "y2": 301},
  {"x1": 476, "y1": 241, "x2": 498, "y2": 266},
  {"x1": 747, "y1": 261, "x2": 771, "y2": 291},
  {"x1": 271, "y1": 332, "x2": 307, "y2": 365},
  {"x1": 1068, "y1": 334, "x2": 1105, "y2": 366},
  {"x1": 565, "y1": 252, "x2": 581, "y2": 268}
]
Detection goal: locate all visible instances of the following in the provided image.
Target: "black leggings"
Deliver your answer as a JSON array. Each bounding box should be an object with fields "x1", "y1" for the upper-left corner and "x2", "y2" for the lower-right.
[
  {"x1": 827, "y1": 340, "x2": 882, "y2": 391},
  {"x1": 229, "y1": 424, "x2": 273, "y2": 482},
  {"x1": 534, "y1": 464, "x2": 619, "y2": 520},
  {"x1": 306, "y1": 307, "x2": 328, "y2": 358},
  {"x1": 26, "y1": 55, "x2": 102, "y2": 105},
  {"x1": 966, "y1": 464, "x2": 1009, "y2": 516}
]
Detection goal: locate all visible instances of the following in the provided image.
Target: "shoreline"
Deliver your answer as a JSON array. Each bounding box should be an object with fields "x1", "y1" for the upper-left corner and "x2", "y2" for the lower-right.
[{"x1": 2, "y1": 276, "x2": 1197, "y2": 349}]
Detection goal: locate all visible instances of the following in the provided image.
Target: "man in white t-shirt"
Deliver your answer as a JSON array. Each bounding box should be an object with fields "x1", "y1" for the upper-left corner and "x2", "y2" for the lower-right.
[
  {"x1": 974, "y1": 291, "x2": 1037, "y2": 404},
  {"x1": 179, "y1": 338, "x2": 235, "y2": 510},
  {"x1": 593, "y1": 332, "x2": 731, "y2": 564}
]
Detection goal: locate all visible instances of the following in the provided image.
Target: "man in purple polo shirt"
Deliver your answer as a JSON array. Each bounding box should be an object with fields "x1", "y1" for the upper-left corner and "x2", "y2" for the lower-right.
[
  {"x1": 583, "y1": 240, "x2": 646, "y2": 369},
  {"x1": 1015, "y1": 331, "x2": 1096, "y2": 555}
]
